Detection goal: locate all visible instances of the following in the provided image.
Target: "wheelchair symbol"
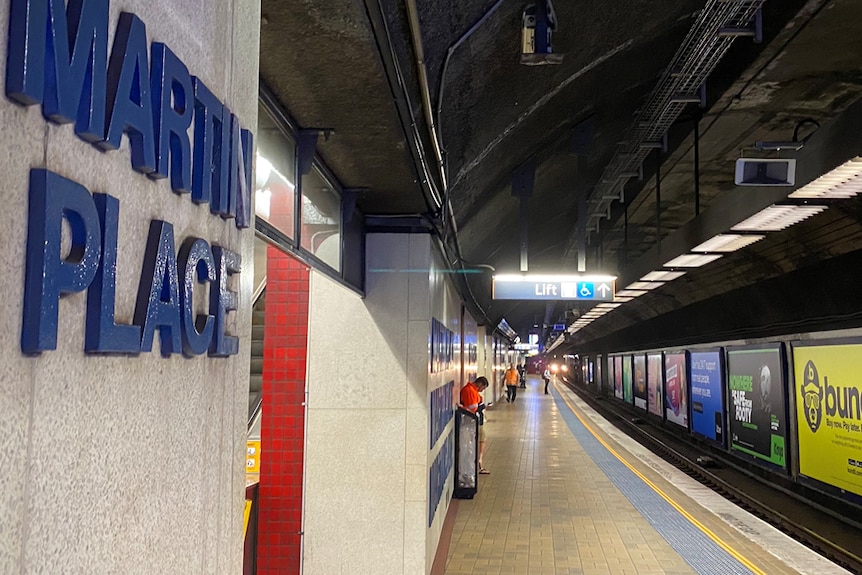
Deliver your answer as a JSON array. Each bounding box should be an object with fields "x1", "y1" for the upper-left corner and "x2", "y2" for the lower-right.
[{"x1": 577, "y1": 282, "x2": 594, "y2": 298}]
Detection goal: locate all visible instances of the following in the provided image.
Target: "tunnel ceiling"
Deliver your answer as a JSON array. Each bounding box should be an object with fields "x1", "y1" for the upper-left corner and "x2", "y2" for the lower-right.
[{"x1": 259, "y1": 0, "x2": 862, "y2": 350}]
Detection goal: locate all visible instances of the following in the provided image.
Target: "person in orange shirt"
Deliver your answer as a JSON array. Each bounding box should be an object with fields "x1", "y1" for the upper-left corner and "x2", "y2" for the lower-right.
[
  {"x1": 504, "y1": 363, "x2": 520, "y2": 403},
  {"x1": 460, "y1": 376, "x2": 490, "y2": 474}
]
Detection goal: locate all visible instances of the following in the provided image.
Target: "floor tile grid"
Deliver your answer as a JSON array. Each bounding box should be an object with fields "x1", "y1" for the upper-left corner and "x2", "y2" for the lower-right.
[
  {"x1": 445, "y1": 377, "x2": 699, "y2": 575},
  {"x1": 549, "y1": 382, "x2": 763, "y2": 575},
  {"x1": 554, "y1": 385, "x2": 846, "y2": 575}
]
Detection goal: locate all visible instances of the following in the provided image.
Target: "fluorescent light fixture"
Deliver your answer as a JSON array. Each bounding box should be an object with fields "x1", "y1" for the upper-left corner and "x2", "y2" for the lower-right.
[
  {"x1": 663, "y1": 253, "x2": 723, "y2": 268},
  {"x1": 641, "y1": 270, "x2": 686, "y2": 282},
  {"x1": 616, "y1": 289, "x2": 648, "y2": 297},
  {"x1": 612, "y1": 296, "x2": 634, "y2": 302},
  {"x1": 789, "y1": 157, "x2": 862, "y2": 199},
  {"x1": 731, "y1": 205, "x2": 826, "y2": 232},
  {"x1": 625, "y1": 281, "x2": 663, "y2": 291},
  {"x1": 594, "y1": 303, "x2": 622, "y2": 309},
  {"x1": 581, "y1": 312, "x2": 606, "y2": 318},
  {"x1": 692, "y1": 234, "x2": 765, "y2": 253}
]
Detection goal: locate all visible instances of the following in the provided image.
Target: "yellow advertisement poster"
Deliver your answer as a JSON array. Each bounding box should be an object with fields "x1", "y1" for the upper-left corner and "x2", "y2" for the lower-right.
[
  {"x1": 246, "y1": 440, "x2": 261, "y2": 475},
  {"x1": 794, "y1": 343, "x2": 862, "y2": 497}
]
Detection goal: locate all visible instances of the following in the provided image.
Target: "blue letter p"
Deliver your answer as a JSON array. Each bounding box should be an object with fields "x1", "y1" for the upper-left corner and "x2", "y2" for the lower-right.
[{"x1": 22, "y1": 169, "x2": 101, "y2": 353}]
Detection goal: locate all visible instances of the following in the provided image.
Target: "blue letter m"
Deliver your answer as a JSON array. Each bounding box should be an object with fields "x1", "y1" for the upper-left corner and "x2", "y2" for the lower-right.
[{"x1": 6, "y1": 0, "x2": 108, "y2": 142}]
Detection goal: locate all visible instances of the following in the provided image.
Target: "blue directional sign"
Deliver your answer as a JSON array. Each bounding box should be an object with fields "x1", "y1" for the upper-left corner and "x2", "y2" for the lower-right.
[{"x1": 492, "y1": 274, "x2": 616, "y2": 301}]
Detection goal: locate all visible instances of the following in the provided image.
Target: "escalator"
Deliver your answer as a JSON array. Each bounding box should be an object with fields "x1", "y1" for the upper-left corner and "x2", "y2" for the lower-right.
[
  {"x1": 245, "y1": 289, "x2": 265, "y2": 574},
  {"x1": 248, "y1": 290, "x2": 265, "y2": 425}
]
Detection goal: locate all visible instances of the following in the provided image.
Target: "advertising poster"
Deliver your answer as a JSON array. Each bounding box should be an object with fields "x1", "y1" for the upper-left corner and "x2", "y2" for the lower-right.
[
  {"x1": 726, "y1": 345, "x2": 787, "y2": 469},
  {"x1": 633, "y1": 355, "x2": 647, "y2": 410},
  {"x1": 614, "y1": 356, "x2": 623, "y2": 399},
  {"x1": 596, "y1": 355, "x2": 603, "y2": 394},
  {"x1": 690, "y1": 350, "x2": 725, "y2": 445},
  {"x1": 647, "y1": 353, "x2": 664, "y2": 417},
  {"x1": 623, "y1": 355, "x2": 633, "y2": 404},
  {"x1": 664, "y1": 352, "x2": 689, "y2": 428},
  {"x1": 582, "y1": 357, "x2": 590, "y2": 386},
  {"x1": 793, "y1": 341, "x2": 862, "y2": 498}
]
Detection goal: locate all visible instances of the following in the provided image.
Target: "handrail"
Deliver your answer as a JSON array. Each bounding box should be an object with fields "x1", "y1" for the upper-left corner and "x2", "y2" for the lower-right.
[
  {"x1": 248, "y1": 392, "x2": 263, "y2": 431},
  {"x1": 252, "y1": 276, "x2": 267, "y2": 305}
]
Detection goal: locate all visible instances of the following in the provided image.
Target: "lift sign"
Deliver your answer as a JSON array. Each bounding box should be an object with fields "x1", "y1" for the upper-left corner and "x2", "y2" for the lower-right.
[{"x1": 8, "y1": 0, "x2": 252, "y2": 357}]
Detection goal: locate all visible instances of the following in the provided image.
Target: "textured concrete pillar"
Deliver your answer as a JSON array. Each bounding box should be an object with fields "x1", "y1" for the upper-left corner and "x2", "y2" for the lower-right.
[{"x1": 0, "y1": 1, "x2": 259, "y2": 573}]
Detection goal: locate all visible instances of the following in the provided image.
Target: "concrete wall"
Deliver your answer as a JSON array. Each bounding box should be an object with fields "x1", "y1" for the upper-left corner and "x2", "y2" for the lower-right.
[
  {"x1": 0, "y1": 1, "x2": 259, "y2": 573},
  {"x1": 305, "y1": 233, "x2": 464, "y2": 575}
]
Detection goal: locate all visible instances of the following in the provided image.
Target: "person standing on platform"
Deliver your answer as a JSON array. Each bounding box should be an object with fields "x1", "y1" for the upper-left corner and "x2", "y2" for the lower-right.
[
  {"x1": 517, "y1": 363, "x2": 526, "y2": 388},
  {"x1": 504, "y1": 364, "x2": 519, "y2": 402},
  {"x1": 460, "y1": 376, "x2": 490, "y2": 474},
  {"x1": 543, "y1": 366, "x2": 551, "y2": 395}
]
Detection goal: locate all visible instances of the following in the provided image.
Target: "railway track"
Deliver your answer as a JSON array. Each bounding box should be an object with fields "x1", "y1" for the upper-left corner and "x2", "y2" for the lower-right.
[{"x1": 560, "y1": 378, "x2": 862, "y2": 574}]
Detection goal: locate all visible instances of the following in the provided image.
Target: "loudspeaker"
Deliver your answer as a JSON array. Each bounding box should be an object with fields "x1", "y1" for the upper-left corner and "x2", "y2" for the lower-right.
[{"x1": 734, "y1": 158, "x2": 796, "y2": 186}]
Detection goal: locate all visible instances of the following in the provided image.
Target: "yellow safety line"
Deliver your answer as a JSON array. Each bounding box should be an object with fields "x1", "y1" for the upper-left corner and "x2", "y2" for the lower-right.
[{"x1": 555, "y1": 386, "x2": 766, "y2": 575}]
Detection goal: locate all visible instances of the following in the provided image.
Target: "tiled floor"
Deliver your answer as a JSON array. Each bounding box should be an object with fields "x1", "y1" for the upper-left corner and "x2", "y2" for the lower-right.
[{"x1": 442, "y1": 376, "x2": 831, "y2": 575}]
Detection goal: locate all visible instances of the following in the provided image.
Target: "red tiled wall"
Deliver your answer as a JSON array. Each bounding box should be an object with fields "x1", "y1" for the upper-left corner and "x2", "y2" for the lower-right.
[{"x1": 256, "y1": 246, "x2": 309, "y2": 575}]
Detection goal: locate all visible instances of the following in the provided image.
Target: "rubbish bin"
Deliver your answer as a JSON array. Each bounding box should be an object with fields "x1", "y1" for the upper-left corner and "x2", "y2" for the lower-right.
[{"x1": 453, "y1": 407, "x2": 478, "y2": 499}]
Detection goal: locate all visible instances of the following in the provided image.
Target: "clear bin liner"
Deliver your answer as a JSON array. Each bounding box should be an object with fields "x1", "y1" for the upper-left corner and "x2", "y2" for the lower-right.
[{"x1": 457, "y1": 413, "x2": 477, "y2": 488}]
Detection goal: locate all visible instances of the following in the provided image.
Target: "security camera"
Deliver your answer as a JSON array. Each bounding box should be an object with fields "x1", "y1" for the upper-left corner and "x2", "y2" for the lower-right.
[{"x1": 521, "y1": 0, "x2": 563, "y2": 65}]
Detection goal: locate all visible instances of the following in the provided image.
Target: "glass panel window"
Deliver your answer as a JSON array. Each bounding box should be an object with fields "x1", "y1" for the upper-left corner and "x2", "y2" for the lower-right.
[
  {"x1": 301, "y1": 166, "x2": 341, "y2": 271},
  {"x1": 256, "y1": 103, "x2": 296, "y2": 239}
]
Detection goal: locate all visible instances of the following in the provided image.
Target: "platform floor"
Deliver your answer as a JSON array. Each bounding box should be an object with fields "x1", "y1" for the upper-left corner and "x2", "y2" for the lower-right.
[{"x1": 442, "y1": 375, "x2": 849, "y2": 575}]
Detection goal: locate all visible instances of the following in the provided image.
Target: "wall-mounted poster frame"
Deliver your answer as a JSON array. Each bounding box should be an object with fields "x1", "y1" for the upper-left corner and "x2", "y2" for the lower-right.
[
  {"x1": 622, "y1": 355, "x2": 633, "y2": 404},
  {"x1": 633, "y1": 354, "x2": 647, "y2": 410},
  {"x1": 689, "y1": 348, "x2": 726, "y2": 447},
  {"x1": 664, "y1": 351, "x2": 689, "y2": 429},
  {"x1": 791, "y1": 336, "x2": 862, "y2": 505},
  {"x1": 726, "y1": 342, "x2": 788, "y2": 472},
  {"x1": 646, "y1": 352, "x2": 664, "y2": 418}
]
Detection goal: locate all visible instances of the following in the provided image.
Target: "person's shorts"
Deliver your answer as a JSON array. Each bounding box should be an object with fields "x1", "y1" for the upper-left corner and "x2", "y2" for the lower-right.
[{"x1": 478, "y1": 425, "x2": 486, "y2": 441}]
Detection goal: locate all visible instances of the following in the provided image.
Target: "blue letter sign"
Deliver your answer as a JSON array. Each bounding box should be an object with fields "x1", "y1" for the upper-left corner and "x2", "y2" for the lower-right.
[
  {"x1": 85, "y1": 193, "x2": 143, "y2": 353},
  {"x1": 103, "y1": 12, "x2": 156, "y2": 173},
  {"x1": 134, "y1": 220, "x2": 183, "y2": 356},
  {"x1": 22, "y1": 170, "x2": 101, "y2": 353},
  {"x1": 6, "y1": 0, "x2": 109, "y2": 141},
  {"x1": 10, "y1": 0, "x2": 253, "y2": 359},
  {"x1": 178, "y1": 238, "x2": 215, "y2": 356},
  {"x1": 150, "y1": 42, "x2": 193, "y2": 193}
]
